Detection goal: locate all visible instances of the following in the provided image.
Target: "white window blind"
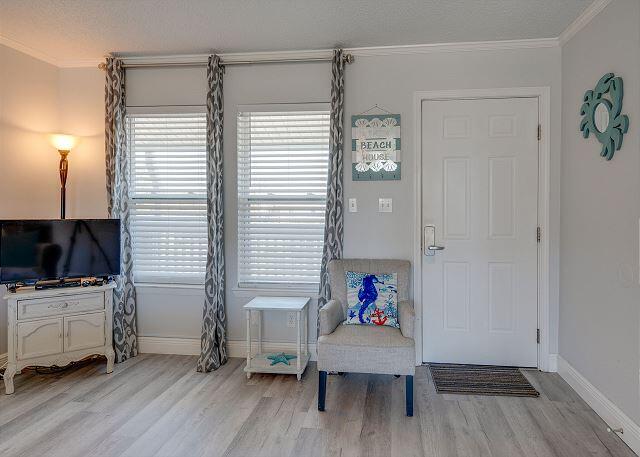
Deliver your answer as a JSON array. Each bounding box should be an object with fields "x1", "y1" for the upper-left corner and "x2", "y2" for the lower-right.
[
  {"x1": 237, "y1": 107, "x2": 330, "y2": 287},
  {"x1": 127, "y1": 112, "x2": 208, "y2": 284}
]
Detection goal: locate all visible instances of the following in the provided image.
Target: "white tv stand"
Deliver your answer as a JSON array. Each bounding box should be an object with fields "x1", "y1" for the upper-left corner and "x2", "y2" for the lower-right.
[{"x1": 3, "y1": 283, "x2": 115, "y2": 394}]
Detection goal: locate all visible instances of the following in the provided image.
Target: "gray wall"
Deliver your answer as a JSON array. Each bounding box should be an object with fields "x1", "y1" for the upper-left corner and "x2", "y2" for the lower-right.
[
  {"x1": 0, "y1": 43, "x2": 563, "y2": 356},
  {"x1": 560, "y1": 0, "x2": 640, "y2": 423},
  {"x1": 0, "y1": 45, "x2": 61, "y2": 354},
  {"x1": 133, "y1": 46, "x2": 562, "y2": 350},
  {"x1": 130, "y1": 62, "x2": 330, "y2": 344}
]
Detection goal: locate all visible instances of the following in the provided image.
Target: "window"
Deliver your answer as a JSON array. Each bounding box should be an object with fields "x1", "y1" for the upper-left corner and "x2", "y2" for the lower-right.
[
  {"x1": 127, "y1": 112, "x2": 208, "y2": 284},
  {"x1": 237, "y1": 106, "x2": 330, "y2": 288}
]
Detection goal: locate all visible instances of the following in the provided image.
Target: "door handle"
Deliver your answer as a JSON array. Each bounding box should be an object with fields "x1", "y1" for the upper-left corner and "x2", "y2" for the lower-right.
[{"x1": 423, "y1": 225, "x2": 445, "y2": 256}]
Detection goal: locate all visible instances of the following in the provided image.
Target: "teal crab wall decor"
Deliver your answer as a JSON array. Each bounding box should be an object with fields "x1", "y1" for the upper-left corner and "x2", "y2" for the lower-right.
[{"x1": 580, "y1": 73, "x2": 629, "y2": 161}]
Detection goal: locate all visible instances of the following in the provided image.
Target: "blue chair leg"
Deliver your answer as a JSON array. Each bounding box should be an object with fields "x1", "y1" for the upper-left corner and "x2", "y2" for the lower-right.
[
  {"x1": 406, "y1": 375, "x2": 414, "y2": 417},
  {"x1": 318, "y1": 370, "x2": 327, "y2": 411}
]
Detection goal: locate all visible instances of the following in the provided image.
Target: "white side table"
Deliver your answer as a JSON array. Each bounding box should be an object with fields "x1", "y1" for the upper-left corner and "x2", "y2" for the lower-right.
[{"x1": 243, "y1": 296, "x2": 310, "y2": 381}]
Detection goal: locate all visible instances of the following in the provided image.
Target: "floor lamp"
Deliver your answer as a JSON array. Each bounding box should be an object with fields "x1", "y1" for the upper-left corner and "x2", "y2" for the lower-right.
[{"x1": 50, "y1": 134, "x2": 77, "y2": 220}]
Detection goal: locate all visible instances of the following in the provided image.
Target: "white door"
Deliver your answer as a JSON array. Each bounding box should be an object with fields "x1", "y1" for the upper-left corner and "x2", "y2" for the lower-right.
[{"x1": 421, "y1": 97, "x2": 539, "y2": 367}]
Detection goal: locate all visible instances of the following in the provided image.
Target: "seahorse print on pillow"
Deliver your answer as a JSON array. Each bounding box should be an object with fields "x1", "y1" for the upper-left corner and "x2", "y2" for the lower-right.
[{"x1": 344, "y1": 271, "x2": 399, "y2": 328}]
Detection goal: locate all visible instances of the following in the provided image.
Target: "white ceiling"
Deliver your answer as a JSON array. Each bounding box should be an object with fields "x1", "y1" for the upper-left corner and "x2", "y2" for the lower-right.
[{"x1": 0, "y1": 0, "x2": 592, "y2": 65}]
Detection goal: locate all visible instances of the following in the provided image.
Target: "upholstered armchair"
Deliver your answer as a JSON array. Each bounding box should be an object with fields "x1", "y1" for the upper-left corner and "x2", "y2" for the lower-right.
[{"x1": 317, "y1": 259, "x2": 416, "y2": 416}]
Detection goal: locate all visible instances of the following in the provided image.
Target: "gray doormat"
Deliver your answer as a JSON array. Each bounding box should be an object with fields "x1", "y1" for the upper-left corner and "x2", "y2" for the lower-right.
[{"x1": 429, "y1": 363, "x2": 540, "y2": 397}]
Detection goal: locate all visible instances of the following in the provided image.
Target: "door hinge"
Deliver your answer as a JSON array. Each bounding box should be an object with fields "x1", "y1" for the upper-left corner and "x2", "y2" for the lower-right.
[
  {"x1": 536, "y1": 226, "x2": 541, "y2": 243},
  {"x1": 537, "y1": 124, "x2": 541, "y2": 141},
  {"x1": 537, "y1": 328, "x2": 540, "y2": 344}
]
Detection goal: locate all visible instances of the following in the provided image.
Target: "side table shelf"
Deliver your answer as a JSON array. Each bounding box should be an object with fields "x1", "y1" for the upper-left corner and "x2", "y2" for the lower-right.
[{"x1": 243, "y1": 296, "x2": 310, "y2": 381}]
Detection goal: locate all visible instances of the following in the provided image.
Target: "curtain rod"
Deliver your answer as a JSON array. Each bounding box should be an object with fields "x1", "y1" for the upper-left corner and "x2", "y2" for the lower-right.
[{"x1": 97, "y1": 53, "x2": 354, "y2": 70}]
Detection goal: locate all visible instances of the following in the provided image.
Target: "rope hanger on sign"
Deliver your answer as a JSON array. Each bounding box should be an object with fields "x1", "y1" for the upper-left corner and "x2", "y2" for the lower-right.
[{"x1": 356, "y1": 104, "x2": 394, "y2": 116}]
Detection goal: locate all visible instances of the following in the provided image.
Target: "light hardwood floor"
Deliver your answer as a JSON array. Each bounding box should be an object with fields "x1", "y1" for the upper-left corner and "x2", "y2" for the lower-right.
[{"x1": 0, "y1": 354, "x2": 635, "y2": 457}]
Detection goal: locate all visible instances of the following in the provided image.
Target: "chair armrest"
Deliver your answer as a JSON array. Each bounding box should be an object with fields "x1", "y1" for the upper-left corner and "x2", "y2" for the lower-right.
[
  {"x1": 319, "y1": 299, "x2": 344, "y2": 336},
  {"x1": 398, "y1": 300, "x2": 415, "y2": 339}
]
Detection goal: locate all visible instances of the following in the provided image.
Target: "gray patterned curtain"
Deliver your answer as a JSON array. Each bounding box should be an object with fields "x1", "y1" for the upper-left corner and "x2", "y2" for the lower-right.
[
  {"x1": 104, "y1": 56, "x2": 138, "y2": 362},
  {"x1": 197, "y1": 55, "x2": 228, "y2": 372},
  {"x1": 318, "y1": 50, "x2": 346, "y2": 320}
]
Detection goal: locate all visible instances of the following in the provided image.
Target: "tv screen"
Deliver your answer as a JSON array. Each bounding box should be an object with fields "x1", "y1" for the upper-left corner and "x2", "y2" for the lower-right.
[{"x1": 0, "y1": 219, "x2": 121, "y2": 284}]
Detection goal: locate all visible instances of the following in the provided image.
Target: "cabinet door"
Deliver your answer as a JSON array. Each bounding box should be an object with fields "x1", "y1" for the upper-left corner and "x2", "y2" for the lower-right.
[
  {"x1": 17, "y1": 318, "x2": 63, "y2": 360},
  {"x1": 64, "y1": 312, "x2": 106, "y2": 352}
]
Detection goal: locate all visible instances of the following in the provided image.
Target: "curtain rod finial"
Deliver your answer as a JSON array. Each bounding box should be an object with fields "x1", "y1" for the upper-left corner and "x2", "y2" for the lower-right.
[
  {"x1": 343, "y1": 53, "x2": 354, "y2": 64},
  {"x1": 98, "y1": 62, "x2": 107, "y2": 71}
]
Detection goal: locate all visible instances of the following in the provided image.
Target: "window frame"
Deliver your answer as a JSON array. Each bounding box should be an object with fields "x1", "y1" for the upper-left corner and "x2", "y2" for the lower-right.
[
  {"x1": 126, "y1": 105, "x2": 208, "y2": 286},
  {"x1": 235, "y1": 102, "x2": 330, "y2": 291}
]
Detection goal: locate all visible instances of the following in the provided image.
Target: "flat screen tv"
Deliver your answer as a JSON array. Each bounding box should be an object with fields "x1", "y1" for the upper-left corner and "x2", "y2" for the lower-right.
[{"x1": 0, "y1": 219, "x2": 121, "y2": 284}]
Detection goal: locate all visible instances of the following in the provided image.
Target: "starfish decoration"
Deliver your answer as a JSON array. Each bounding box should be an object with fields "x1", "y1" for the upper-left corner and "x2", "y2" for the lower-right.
[{"x1": 267, "y1": 352, "x2": 297, "y2": 366}]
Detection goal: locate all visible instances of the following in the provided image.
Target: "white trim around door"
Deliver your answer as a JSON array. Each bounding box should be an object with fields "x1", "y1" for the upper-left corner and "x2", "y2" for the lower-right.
[{"x1": 413, "y1": 87, "x2": 553, "y2": 371}]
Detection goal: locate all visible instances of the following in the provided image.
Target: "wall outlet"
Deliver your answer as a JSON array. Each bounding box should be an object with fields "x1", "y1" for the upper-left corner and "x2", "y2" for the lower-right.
[
  {"x1": 286, "y1": 312, "x2": 297, "y2": 328},
  {"x1": 348, "y1": 198, "x2": 358, "y2": 213},
  {"x1": 379, "y1": 198, "x2": 392, "y2": 213}
]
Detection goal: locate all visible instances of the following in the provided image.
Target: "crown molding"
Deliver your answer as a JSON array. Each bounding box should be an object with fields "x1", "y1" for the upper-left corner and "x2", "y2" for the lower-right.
[
  {"x1": 57, "y1": 58, "x2": 106, "y2": 68},
  {"x1": 2, "y1": 36, "x2": 561, "y2": 69},
  {"x1": 347, "y1": 38, "x2": 559, "y2": 56},
  {"x1": 114, "y1": 38, "x2": 561, "y2": 67},
  {"x1": 558, "y1": 0, "x2": 612, "y2": 46},
  {"x1": 0, "y1": 35, "x2": 59, "y2": 67}
]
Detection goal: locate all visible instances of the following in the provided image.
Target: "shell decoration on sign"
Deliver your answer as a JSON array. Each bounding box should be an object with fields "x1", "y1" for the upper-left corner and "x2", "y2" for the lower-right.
[
  {"x1": 368, "y1": 160, "x2": 384, "y2": 172},
  {"x1": 354, "y1": 160, "x2": 398, "y2": 172},
  {"x1": 355, "y1": 162, "x2": 369, "y2": 172},
  {"x1": 354, "y1": 117, "x2": 398, "y2": 139},
  {"x1": 382, "y1": 160, "x2": 397, "y2": 171}
]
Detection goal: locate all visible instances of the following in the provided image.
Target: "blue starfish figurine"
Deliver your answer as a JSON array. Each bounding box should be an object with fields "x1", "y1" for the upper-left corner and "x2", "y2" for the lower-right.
[{"x1": 267, "y1": 352, "x2": 297, "y2": 366}]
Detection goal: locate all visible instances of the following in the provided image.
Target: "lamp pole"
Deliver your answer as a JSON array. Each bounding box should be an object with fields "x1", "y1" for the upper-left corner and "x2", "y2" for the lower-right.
[
  {"x1": 58, "y1": 150, "x2": 69, "y2": 219},
  {"x1": 51, "y1": 134, "x2": 76, "y2": 220}
]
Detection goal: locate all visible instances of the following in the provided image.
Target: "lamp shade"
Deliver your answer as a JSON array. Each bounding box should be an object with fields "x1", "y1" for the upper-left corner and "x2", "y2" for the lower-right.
[{"x1": 50, "y1": 134, "x2": 77, "y2": 151}]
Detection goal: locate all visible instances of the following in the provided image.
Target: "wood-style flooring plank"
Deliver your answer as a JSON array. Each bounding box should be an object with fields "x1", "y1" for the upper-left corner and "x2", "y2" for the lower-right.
[{"x1": 0, "y1": 357, "x2": 635, "y2": 457}]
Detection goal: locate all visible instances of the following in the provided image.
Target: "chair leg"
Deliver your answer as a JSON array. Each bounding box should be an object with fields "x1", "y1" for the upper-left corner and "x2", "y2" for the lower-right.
[
  {"x1": 406, "y1": 375, "x2": 414, "y2": 417},
  {"x1": 318, "y1": 370, "x2": 327, "y2": 411}
]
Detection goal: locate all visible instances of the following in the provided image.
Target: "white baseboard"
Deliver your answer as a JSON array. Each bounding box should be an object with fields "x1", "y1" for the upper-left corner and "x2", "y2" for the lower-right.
[
  {"x1": 138, "y1": 337, "x2": 201, "y2": 356},
  {"x1": 138, "y1": 336, "x2": 317, "y2": 361},
  {"x1": 547, "y1": 353, "x2": 558, "y2": 372},
  {"x1": 557, "y1": 356, "x2": 640, "y2": 454}
]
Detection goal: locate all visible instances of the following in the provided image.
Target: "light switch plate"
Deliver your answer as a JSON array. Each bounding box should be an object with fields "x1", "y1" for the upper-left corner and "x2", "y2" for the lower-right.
[
  {"x1": 348, "y1": 198, "x2": 358, "y2": 213},
  {"x1": 379, "y1": 198, "x2": 392, "y2": 213}
]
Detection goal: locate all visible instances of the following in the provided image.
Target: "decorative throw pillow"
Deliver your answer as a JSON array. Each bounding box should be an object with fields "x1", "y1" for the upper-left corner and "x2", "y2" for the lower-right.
[{"x1": 344, "y1": 271, "x2": 399, "y2": 328}]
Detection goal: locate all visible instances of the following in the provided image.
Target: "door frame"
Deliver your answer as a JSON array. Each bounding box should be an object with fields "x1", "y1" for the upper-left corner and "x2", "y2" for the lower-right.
[{"x1": 413, "y1": 87, "x2": 552, "y2": 371}]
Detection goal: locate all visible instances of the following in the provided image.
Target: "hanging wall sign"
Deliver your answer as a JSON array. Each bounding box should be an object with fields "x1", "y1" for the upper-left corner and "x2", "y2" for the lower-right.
[{"x1": 352, "y1": 114, "x2": 401, "y2": 181}]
